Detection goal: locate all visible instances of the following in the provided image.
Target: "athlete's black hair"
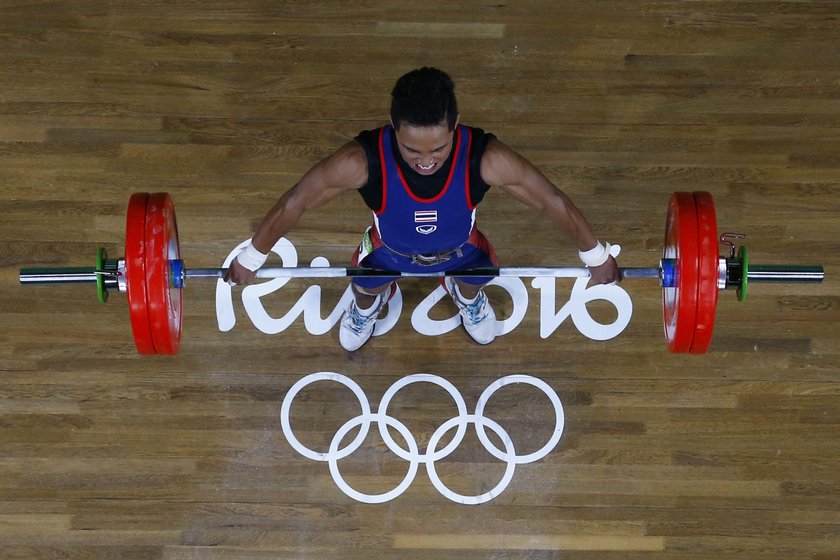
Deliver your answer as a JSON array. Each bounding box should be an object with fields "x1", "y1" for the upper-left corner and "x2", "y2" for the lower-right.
[{"x1": 390, "y1": 67, "x2": 458, "y2": 130}]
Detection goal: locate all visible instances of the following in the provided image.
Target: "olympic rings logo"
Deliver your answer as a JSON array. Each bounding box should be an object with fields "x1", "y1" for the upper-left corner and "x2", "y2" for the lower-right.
[{"x1": 280, "y1": 372, "x2": 565, "y2": 505}]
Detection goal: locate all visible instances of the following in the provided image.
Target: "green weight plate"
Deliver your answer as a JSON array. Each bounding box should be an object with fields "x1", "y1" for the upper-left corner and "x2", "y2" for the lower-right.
[
  {"x1": 96, "y1": 247, "x2": 108, "y2": 304},
  {"x1": 737, "y1": 246, "x2": 749, "y2": 302}
]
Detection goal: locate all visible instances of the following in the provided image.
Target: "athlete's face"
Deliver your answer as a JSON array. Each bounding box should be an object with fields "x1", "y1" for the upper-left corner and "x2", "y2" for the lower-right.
[{"x1": 392, "y1": 118, "x2": 458, "y2": 176}]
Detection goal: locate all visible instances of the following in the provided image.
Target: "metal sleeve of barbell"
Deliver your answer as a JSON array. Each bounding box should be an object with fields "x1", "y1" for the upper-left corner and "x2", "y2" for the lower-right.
[
  {"x1": 19, "y1": 267, "x2": 101, "y2": 285},
  {"x1": 185, "y1": 266, "x2": 664, "y2": 279},
  {"x1": 746, "y1": 265, "x2": 824, "y2": 282}
]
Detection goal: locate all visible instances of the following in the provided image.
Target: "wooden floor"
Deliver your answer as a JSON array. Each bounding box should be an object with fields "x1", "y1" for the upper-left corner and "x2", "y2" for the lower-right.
[{"x1": 2, "y1": 1, "x2": 840, "y2": 558}]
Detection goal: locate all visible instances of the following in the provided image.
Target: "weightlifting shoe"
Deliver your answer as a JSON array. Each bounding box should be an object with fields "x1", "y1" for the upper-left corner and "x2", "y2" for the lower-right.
[
  {"x1": 339, "y1": 283, "x2": 396, "y2": 352},
  {"x1": 445, "y1": 277, "x2": 497, "y2": 345}
]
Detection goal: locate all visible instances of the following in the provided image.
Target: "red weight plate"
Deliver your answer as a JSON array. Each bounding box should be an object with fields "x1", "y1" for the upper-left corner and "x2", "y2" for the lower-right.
[
  {"x1": 662, "y1": 192, "x2": 699, "y2": 353},
  {"x1": 144, "y1": 192, "x2": 183, "y2": 355},
  {"x1": 690, "y1": 191, "x2": 719, "y2": 354},
  {"x1": 125, "y1": 192, "x2": 156, "y2": 355}
]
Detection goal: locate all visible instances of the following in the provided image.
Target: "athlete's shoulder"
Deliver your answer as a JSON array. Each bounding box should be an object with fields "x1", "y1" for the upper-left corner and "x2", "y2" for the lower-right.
[
  {"x1": 461, "y1": 125, "x2": 497, "y2": 161},
  {"x1": 319, "y1": 139, "x2": 369, "y2": 190},
  {"x1": 354, "y1": 126, "x2": 388, "y2": 153},
  {"x1": 461, "y1": 124, "x2": 495, "y2": 141}
]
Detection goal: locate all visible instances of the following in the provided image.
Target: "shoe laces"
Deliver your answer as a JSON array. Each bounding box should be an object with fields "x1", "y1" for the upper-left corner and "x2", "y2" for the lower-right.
[
  {"x1": 460, "y1": 291, "x2": 489, "y2": 324},
  {"x1": 345, "y1": 302, "x2": 378, "y2": 334}
]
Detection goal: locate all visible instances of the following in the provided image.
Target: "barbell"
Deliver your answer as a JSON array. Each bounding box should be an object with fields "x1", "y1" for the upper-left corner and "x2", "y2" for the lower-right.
[{"x1": 18, "y1": 191, "x2": 824, "y2": 356}]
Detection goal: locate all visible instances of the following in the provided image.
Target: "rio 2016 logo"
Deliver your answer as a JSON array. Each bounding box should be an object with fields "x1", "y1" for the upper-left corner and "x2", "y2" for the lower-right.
[{"x1": 216, "y1": 238, "x2": 632, "y2": 341}]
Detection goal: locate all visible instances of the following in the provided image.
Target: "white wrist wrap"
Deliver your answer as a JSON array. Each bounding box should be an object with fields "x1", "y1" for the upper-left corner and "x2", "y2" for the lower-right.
[
  {"x1": 236, "y1": 242, "x2": 269, "y2": 272},
  {"x1": 578, "y1": 241, "x2": 612, "y2": 267}
]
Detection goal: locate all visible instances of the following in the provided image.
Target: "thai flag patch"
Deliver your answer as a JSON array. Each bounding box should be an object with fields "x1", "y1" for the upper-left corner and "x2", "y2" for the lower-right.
[
  {"x1": 414, "y1": 210, "x2": 438, "y2": 234},
  {"x1": 414, "y1": 210, "x2": 438, "y2": 223}
]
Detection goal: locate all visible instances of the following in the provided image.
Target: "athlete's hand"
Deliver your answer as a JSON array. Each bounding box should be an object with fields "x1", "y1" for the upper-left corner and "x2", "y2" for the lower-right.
[
  {"x1": 224, "y1": 242, "x2": 269, "y2": 286},
  {"x1": 224, "y1": 259, "x2": 258, "y2": 286},
  {"x1": 588, "y1": 256, "x2": 620, "y2": 285}
]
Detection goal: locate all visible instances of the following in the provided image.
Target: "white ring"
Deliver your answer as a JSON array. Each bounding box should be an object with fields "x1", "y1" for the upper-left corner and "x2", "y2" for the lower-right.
[
  {"x1": 328, "y1": 413, "x2": 420, "y2": 504},
  {"x1": 473, "y1": 374, "x2": 565, "y2": 464},
  {"x1": 425, "y1": 414, "x2": 517, "y2": 505},
  {"x1": 280, "y1": 372, "x2": 371, "y2": 461},
  {"x1": 376, "y1": 373, "x2": 469, "y2": 462}
]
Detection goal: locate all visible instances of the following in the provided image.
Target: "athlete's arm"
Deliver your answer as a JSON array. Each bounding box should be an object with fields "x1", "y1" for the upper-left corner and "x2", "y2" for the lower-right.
[
  {"x1": 479, "y1": 139, "x2": 619, "y2": 284},
  {"x1": 225, "y1": 141, "x2": 369, "y2": 285}
]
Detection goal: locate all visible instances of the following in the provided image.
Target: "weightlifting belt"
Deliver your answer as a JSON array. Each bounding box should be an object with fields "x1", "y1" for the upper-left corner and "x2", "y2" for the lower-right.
[{"x1": 368, "y1": 225, "x2": 476, "y2": 267}]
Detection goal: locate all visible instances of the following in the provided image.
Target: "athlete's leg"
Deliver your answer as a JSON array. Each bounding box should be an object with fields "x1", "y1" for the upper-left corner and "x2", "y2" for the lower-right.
[
  {"x1": 341, "y1": 239, "x2": 400, "y2": 351},
  {"x1": 351, "y1": 279, "x2": 394, "y2": 310},
  {"x1": 452, "y1": 278, "x2": 485, "y2": 300},
  {"x1": 443, "y1": 230, "x2": 499, "y2": 345}
]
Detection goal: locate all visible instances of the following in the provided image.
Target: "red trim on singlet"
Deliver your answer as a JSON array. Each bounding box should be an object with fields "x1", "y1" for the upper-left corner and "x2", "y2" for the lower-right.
[
  {"x1": 464, "y1": 127, "x2": 475, "y2": 210},
  {"x1": 394, "y1": 127, "x2": 462, "y2": 204},
  {"x1": 375, "y1": 127, "x2": 388, "y2": 215}
]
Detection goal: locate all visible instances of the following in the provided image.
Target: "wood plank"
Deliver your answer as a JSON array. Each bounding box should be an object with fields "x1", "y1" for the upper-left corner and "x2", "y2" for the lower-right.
[{"x1": 1, "y1": 1, "x2": 839, "y2": 559}]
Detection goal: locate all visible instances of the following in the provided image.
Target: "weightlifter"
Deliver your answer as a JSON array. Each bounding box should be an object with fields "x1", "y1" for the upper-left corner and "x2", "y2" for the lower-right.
[{"x1": 225, "y1": 67, "x2": 620, "y2": 351}]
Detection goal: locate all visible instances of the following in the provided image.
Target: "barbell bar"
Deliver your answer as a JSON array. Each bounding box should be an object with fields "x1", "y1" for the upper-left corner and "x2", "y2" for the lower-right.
[
  {"x1": 19, "y1": 264, "x2": 664, "y2": 283},
  {"x1": 19, "y1": 262, "x2": 820, "y2": 284},
  {"x1": 18, "y1": 191, "x2": 824, "y2": 356}
]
